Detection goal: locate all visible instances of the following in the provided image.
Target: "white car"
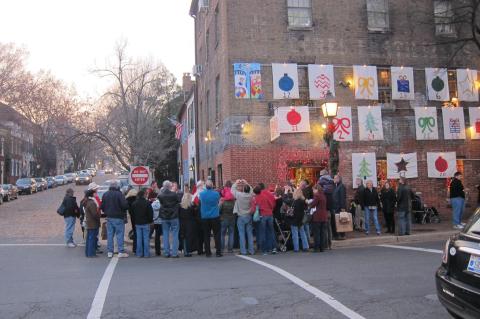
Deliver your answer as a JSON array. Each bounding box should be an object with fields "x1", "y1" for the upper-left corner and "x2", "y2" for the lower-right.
[{"x1": 54, "y1": 175, "x2": 68, "y2": 185}]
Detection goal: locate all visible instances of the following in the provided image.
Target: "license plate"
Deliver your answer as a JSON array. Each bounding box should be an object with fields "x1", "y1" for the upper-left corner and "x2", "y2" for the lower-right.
[{"x1": 467, "y1": 255, "x2": 480, "y2": 275}]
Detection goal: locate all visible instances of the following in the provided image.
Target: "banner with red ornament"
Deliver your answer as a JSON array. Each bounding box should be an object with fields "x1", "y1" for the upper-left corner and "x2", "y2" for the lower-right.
[
  {"x1": 276, "y1": 106, "x2": 311, "y2": 133},
  {"x1": 427, "y1": 152, "x2": 456, "y2": 178},
  {"x1": 308, "y1": 64, "x2": 335, "y2": 100},
  {"x1": 469, "y1": 107, "x2": 480, "y2": 139},
  {"x1": 333, "y1": 106, "x2": 353, "y2": 142}
]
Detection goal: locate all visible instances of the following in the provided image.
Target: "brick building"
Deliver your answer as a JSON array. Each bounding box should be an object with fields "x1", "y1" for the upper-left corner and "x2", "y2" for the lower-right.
[{"x1": 189, "y1": 0, "x2": 480, "y2": 213}]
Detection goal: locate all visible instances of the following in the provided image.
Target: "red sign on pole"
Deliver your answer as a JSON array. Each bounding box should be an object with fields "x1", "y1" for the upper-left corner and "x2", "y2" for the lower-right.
[{"x1": 129, "y1": 166, "x2": 150, "y2": 186}]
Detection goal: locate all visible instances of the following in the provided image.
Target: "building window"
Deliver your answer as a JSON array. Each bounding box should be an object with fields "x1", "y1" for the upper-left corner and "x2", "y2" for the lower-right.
[
  {"x1": 188, "y1": 104, "x2": 195, "y2": 134},
  {"x1": 206, "y1": 91, "x2": 210, "y2": 129},
  {"x1": 366, "y1": 0, "x2": 389, "y2": 32},
  {"x1": 206, "y1": 29, "x2": 210, "y2": 62},
  {"x1": 214, "y1": 6, "x2": 220, "y2": 47},
  {"x1": 378, "y1": 68, "x2": 392, "y2": 104},
  {"x1": 215, "y1": 75, "x2": 220, "y2": 122},
  {"x1": 448, "y1": 70, "x2": 458, "y2": 100},
  {"x1": 287, "y1": 0, "x2": 312, "y2": 28},
  {"x1": 0, "y1": 137, "x2": 3, "y2": 156},
  {"x1": 217, "y1": 164, "x2": 223, "y2": 187},
  {"x1": 434, "y1": 1, "x2": 456, "y2": 37}
]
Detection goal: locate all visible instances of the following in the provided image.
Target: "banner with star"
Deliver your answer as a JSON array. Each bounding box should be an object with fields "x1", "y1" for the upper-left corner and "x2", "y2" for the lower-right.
[
  {"x1": 442, "y1": 107, "x2": 466, "y2": 140},
  {"x1": 272, "y1": 63, "x2": 299, "y2": 99},
  {"x1": 391, "y1": 66, "x2": 415, "y2": 100},
  {"x1": 352, "y1": 153, "x2": 377, "y2": 188},
  {"x1": 457, "y1": 69, "x2": 479, "y2": 102},
  {"x1": 414, "y1": 107, "x2": 439, "y2": 140},
  {"x1": 427, "y1": 152, "x2": 457, "y2": 178},
  {"x1": 333, "y1": 107, "x2": 353, "y2": 142},
  {"x1": 308, "y1": 64, "x2": 335, "y2": 100},
  {"x1": 469, "y1": 107, "x2": 480, "y2": 139},
  {"x1": 353, "y1": 65, "x2": 379, "y2": 100},
  {"x1": 425, "y1": 68, "x2": 450, "y2": 101},
  {"x1": 358, "y1": 106, "x2": 383, "y2": 141},
  {"x1": 387, "y1": 152, "x2": 418, "y2": 179}
]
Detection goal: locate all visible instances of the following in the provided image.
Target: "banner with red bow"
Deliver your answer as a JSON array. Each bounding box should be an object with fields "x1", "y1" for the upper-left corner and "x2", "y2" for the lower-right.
[{"x1": 333, "y1": 107, "x2": 353, "y2": 142}]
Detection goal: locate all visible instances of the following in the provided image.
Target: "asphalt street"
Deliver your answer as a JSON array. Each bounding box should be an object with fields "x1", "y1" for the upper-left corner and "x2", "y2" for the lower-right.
[{"x1": 0, "y1": 176, "x2": 453, "y2": 319}]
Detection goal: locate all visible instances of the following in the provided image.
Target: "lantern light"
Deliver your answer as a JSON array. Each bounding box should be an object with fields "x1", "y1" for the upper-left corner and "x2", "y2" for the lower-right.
[{"x1": 321, "y1": 91, "x2": 338, "y2": 119}]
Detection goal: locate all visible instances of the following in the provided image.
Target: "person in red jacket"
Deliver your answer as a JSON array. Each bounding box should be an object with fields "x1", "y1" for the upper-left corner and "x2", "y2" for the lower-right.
[
  {"x1": 309, "y1": 185, "x2": 329, "y2": 252},
  {"x1": 252, "y1": 184, "x2": 277, "y2": 255}
]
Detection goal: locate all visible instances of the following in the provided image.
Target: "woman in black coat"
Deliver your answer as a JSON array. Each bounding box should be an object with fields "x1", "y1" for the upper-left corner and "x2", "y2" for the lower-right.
[
  {"x1": 285, "y1": 189, "x2": 309, "y2": 252},
  {"x1": 362, "y1": 180, "x2": 381, "y2": 235},
  {"x1": 380, "y1": 181, "x2": 397, "y2": 234}
]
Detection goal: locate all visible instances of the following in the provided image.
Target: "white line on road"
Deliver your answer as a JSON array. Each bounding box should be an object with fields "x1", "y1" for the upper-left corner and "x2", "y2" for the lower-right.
[
  {"x1": 87, "y1": 257, "x2": 119, "y2": 319},
  {"x1": 378, "y1": 244, "x2": 442, "y2": 254},
  {"x1": 237, "y1": 255, "x2": 366, "y2": 319},
  {"x1": 0, "y1": 243, "x2": 84, "y2": 247}
]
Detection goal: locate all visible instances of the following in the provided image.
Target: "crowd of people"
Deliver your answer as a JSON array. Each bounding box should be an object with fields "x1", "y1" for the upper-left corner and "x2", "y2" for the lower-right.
[{"x1": 57, "y1": 169, "x2": 472, "y2": 258}]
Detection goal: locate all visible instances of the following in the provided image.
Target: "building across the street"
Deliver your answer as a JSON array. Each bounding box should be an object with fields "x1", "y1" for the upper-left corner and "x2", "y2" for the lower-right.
[{"x1": 188, "y1": 0, "x2": 480, "y2": 213}]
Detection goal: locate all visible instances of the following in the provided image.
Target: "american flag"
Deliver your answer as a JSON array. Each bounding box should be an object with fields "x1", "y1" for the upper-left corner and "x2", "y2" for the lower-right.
[{"x1": 168, "y1": 117, "x2": 183, "y2": 140}]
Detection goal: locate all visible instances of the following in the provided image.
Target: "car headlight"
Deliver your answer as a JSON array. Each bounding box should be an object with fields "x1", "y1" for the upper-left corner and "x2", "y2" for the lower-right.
[
  {"x1": 442, "y1": 238, "x2": 451, "y2": 264},
  {"x1": 75, "y1": 177, "x2": 79, "y2": 181}
]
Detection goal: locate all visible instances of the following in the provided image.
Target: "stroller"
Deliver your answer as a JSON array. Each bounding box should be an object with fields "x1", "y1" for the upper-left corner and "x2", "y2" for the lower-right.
[
  {"x1": 412, "y1": 193, "x2": 441, "y2": 224},
  {"x1": 274, "y1": 213, "x2": 292, "y2": 252}
]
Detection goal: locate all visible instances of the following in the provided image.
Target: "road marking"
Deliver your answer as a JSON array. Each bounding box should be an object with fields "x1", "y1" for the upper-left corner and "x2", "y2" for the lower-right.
[
  {"x1": 87, "y1": 257, "x2": 119, "y2": 319},
  {"x1": 237, "y1": 255, "x2": 365, "y2": 319},
  {"x1": 0, "y1": 243, "x2": 85, "y2": 247},
  {"x1": 378, "y1": 244, "x2": 442, "y2": 254}
]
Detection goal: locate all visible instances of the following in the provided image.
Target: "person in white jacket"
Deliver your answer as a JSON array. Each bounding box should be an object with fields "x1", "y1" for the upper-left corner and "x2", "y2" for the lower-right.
[
  {"x1": 232, "y1": 179, "x2": 255, "y2": 255},
  {"x1": 151, "y1": 199, "x2": 162, "y2": 256}
]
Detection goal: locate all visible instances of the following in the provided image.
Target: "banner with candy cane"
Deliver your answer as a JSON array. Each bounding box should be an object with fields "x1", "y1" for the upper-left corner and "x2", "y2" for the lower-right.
[
  {"x1": 308, "y1": 64, "x2": 335, "y2": 100},
  {"x1": 414, "y1": 107, "x2": 439, "y2": 140},
  {"x1": 333, "y1": 107, "x2": 353, "y2": 141},
  {"x1": 442, "y1": 107, "x2": 466, "y2": 140},
  {"x1": 353, "y1": 65, "x2": 379, "y2": 100}
]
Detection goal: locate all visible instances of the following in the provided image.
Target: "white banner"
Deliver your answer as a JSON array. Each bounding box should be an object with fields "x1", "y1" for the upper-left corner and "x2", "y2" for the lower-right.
[
  {"x1": 353, "y1": 65, "x2": 379, "y2": 100},
  {"x1": 457, "y1": 69, "x2": 479, "y2": 102},
  {"x1": 270, "y1": 115, "x2": 280, "y2": 141},
  {"x1": 308, "y1": 64, "x2": 335, "y2": 100},
  {"x1": 427, "y1": 152, "x2": 457, "y2": 178},
  {"x1": 469, "y1": 107, "x2": 480, "y2": 139},
  {"x1": 387, "y1": 153, "x2": 418, "y2": 179},
  {"x1": 352, "y1": 153, "x2": 377, "y2": 188},
  {"x1": 272, "y1": 63, "x2": 299, "y2": 99},
  {"x1": 442, "y1": 107, "x2": 466, "y2": 140},
  {"x1": 425, "y1": 68, "x2": 450, "y2": 101},
  {"x1": 276, "y1": 106, "x2": 310, "y2": 133},
  {"x1": 414, "y1": 107, "x2": 439, "y2": 140},
  {"x1": 391, "y1": 66, "x2": 415, "y2": 100},
  {"x1": 358, "y1": 106, "x2": 383, "y2": 141},
  {"x1": 333, "y1": 107, "x2": 353, "y2": 142}
]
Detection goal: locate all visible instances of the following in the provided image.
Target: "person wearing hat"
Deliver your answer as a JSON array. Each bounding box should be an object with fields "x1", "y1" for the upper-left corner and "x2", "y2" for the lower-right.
[
  {"x1": 126, "y1": 188, "x2": 139, "y2": 254},
  {"x1": 84, "y1": 183, "x2": 101, "y2": 257}
]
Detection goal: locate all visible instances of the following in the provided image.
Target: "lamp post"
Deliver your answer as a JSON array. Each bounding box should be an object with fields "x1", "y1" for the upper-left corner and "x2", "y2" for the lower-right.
[{"x1": 321, "y1": 91, "x2": 339, "y2": 175}]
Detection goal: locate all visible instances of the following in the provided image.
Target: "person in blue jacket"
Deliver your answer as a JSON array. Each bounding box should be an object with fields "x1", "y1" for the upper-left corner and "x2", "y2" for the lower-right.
[{"x1": 199, "y1": 180, "x2": 222, "y2": 257}]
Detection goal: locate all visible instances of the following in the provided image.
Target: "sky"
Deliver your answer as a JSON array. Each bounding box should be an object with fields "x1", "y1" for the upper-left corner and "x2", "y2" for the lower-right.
[{"x1": 0, "y1": 0, "x2": 195, "y2": 98}]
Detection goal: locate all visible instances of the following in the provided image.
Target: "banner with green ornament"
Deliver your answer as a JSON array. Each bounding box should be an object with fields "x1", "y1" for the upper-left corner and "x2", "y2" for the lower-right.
[{"x1": 425, "y1": 68, "x2": 450, "y2": 101}]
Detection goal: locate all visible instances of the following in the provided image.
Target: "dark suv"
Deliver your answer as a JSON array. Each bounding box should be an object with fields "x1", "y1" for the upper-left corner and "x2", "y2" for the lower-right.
[{"x1": 436, "y1": 208, "x2": 480, "y2": 319}]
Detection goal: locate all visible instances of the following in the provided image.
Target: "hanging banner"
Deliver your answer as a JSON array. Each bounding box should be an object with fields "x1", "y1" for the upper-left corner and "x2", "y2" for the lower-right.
[
  {"x1": 272, "y1": 63, "x2": 299, "y2": 99},
  {"x1": 276, "y1": 106, "x2": 310, "y2": 133},
  {"x1": 391, "y1": 66, "x2": 415, "y2": 100},
  {"x1": 442, "y1": 107, "x2": 466, "y2": 140},
  {"x1": 249, "y1": 63, "x2": 263, "y2": 99},
  {"x1": 270, "y1": 115, "x2": 280, "y2": 141},
  {"x1": 457, "y1": 69, "x2": 479, "y2": 102},
  {"x1": 233, "y1": 63, "x2": 263, "y2": 99},
  {"x1": 427, "y1": 152, "x2": 457, "y2": 178},
  {"x1": 469, "y1": 107, "x2": 480, "y2": 139},
  {"x1": 387, "y1": 153, "x2": 418, "y2": 179},
  {"x1": 414, "y1": 107, "x2": 439, "y2": 140},
  {"x1": 425, "y1": 68, "x2": 450, "y2": 101},
  {"x1": 333, "y1": 106, "x2": 353, "y2": 142},
  {"x1": 308, "y1": 64, "x2": 335, "y2": 100},
  {"x1": 357, "y1": 106, "x2": 384, "y2": 141},
  {"x1": 352, "y1": 153, "x2": 377, "y2": 188},
  {"x1": 353, "y1": 65, "x2": 379, "y2": 100}
]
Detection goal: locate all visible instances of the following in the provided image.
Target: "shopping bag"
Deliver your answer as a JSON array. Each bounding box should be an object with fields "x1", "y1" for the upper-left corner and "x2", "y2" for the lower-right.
[{"x1": 335, "y1": 211, "x2": 353, "y2": 232}]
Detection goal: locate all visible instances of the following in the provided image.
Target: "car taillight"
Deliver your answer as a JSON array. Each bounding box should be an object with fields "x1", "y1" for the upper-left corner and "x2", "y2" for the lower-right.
[{"x1": 442, "y1": 239, "x2": 450, "y2": 264}]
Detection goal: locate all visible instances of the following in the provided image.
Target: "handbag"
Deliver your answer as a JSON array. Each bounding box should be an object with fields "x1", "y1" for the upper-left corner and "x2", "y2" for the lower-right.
[
  {"x1": 253, "y1": 205, "x2": 261, "y2": 222},
  {"x1": 56, "y1": 202, "x2": 66, "y2": 216},
  {"x1": 101, "y1": 222, "x2": 107, "y2": 240},
  {"x1": 302, "y1": 212, "x2": 312, "y2": 225}
]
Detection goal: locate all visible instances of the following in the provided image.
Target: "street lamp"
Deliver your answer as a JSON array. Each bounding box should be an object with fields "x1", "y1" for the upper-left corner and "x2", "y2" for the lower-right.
[{"x1": 321, "y1": 91, "x2": 339, "y2": 175}]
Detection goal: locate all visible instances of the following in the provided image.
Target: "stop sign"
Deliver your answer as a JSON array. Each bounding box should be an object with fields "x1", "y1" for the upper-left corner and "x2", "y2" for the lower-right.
[{"x1": 130, "y1": 166, "x2": 150, "y2": 186}]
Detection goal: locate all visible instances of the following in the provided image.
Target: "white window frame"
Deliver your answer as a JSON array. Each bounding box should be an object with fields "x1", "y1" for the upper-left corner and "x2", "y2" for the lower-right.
[
  {"x1": 366, "y1": 0, "x2": 390, "y2": 32},
  {"x1": 287, "y1": 0, "x2": 312, "y2": 28},
  {"x1": 434, "y1": 0, "x2": 456, "y2": 37}
]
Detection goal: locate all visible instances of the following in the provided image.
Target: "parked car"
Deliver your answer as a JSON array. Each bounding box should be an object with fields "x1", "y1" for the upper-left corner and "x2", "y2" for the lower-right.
[
  {"x1": 64, "y1": 173, "x2": 77, "y2": 183},
  {"x1": 0, "y1": 187, "x2": 7, "y2": 204},
  {"x1": 1, "y1": 184, "x2": 19, "y2": 201},
  {"x1": 87, "y1": 168, "x2": 96, "y2": 177},
  {"x1": 46, "y1": 176, "x2": 57, "y2": 188},
  {"x1": 436, "y1": 207, "x2": 480, "y2": 319},
  {"x1": 16, "y1": 178, "x2": 37, "y2": 195},
  {"x1": 34, "y1": 178, "x2": 48, "y2": 191},
  {"x1": 54, "y1": 175, "x2": 68, "y2": 185},
  {"x1": 75, "y1": 172, "x2": 92, "y2": 185}
]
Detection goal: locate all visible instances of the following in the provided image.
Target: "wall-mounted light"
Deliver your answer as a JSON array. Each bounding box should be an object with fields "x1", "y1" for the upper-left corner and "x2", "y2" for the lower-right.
[
  {"x1": 338, "y1": 80, "x2": 351, "y2": 88},
  {"x1": 321, "y1": 91, "x2": 338, "y2": 119},
  {"x1": 204, "y1": 130, "x2": 212, "y2": 142}
]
